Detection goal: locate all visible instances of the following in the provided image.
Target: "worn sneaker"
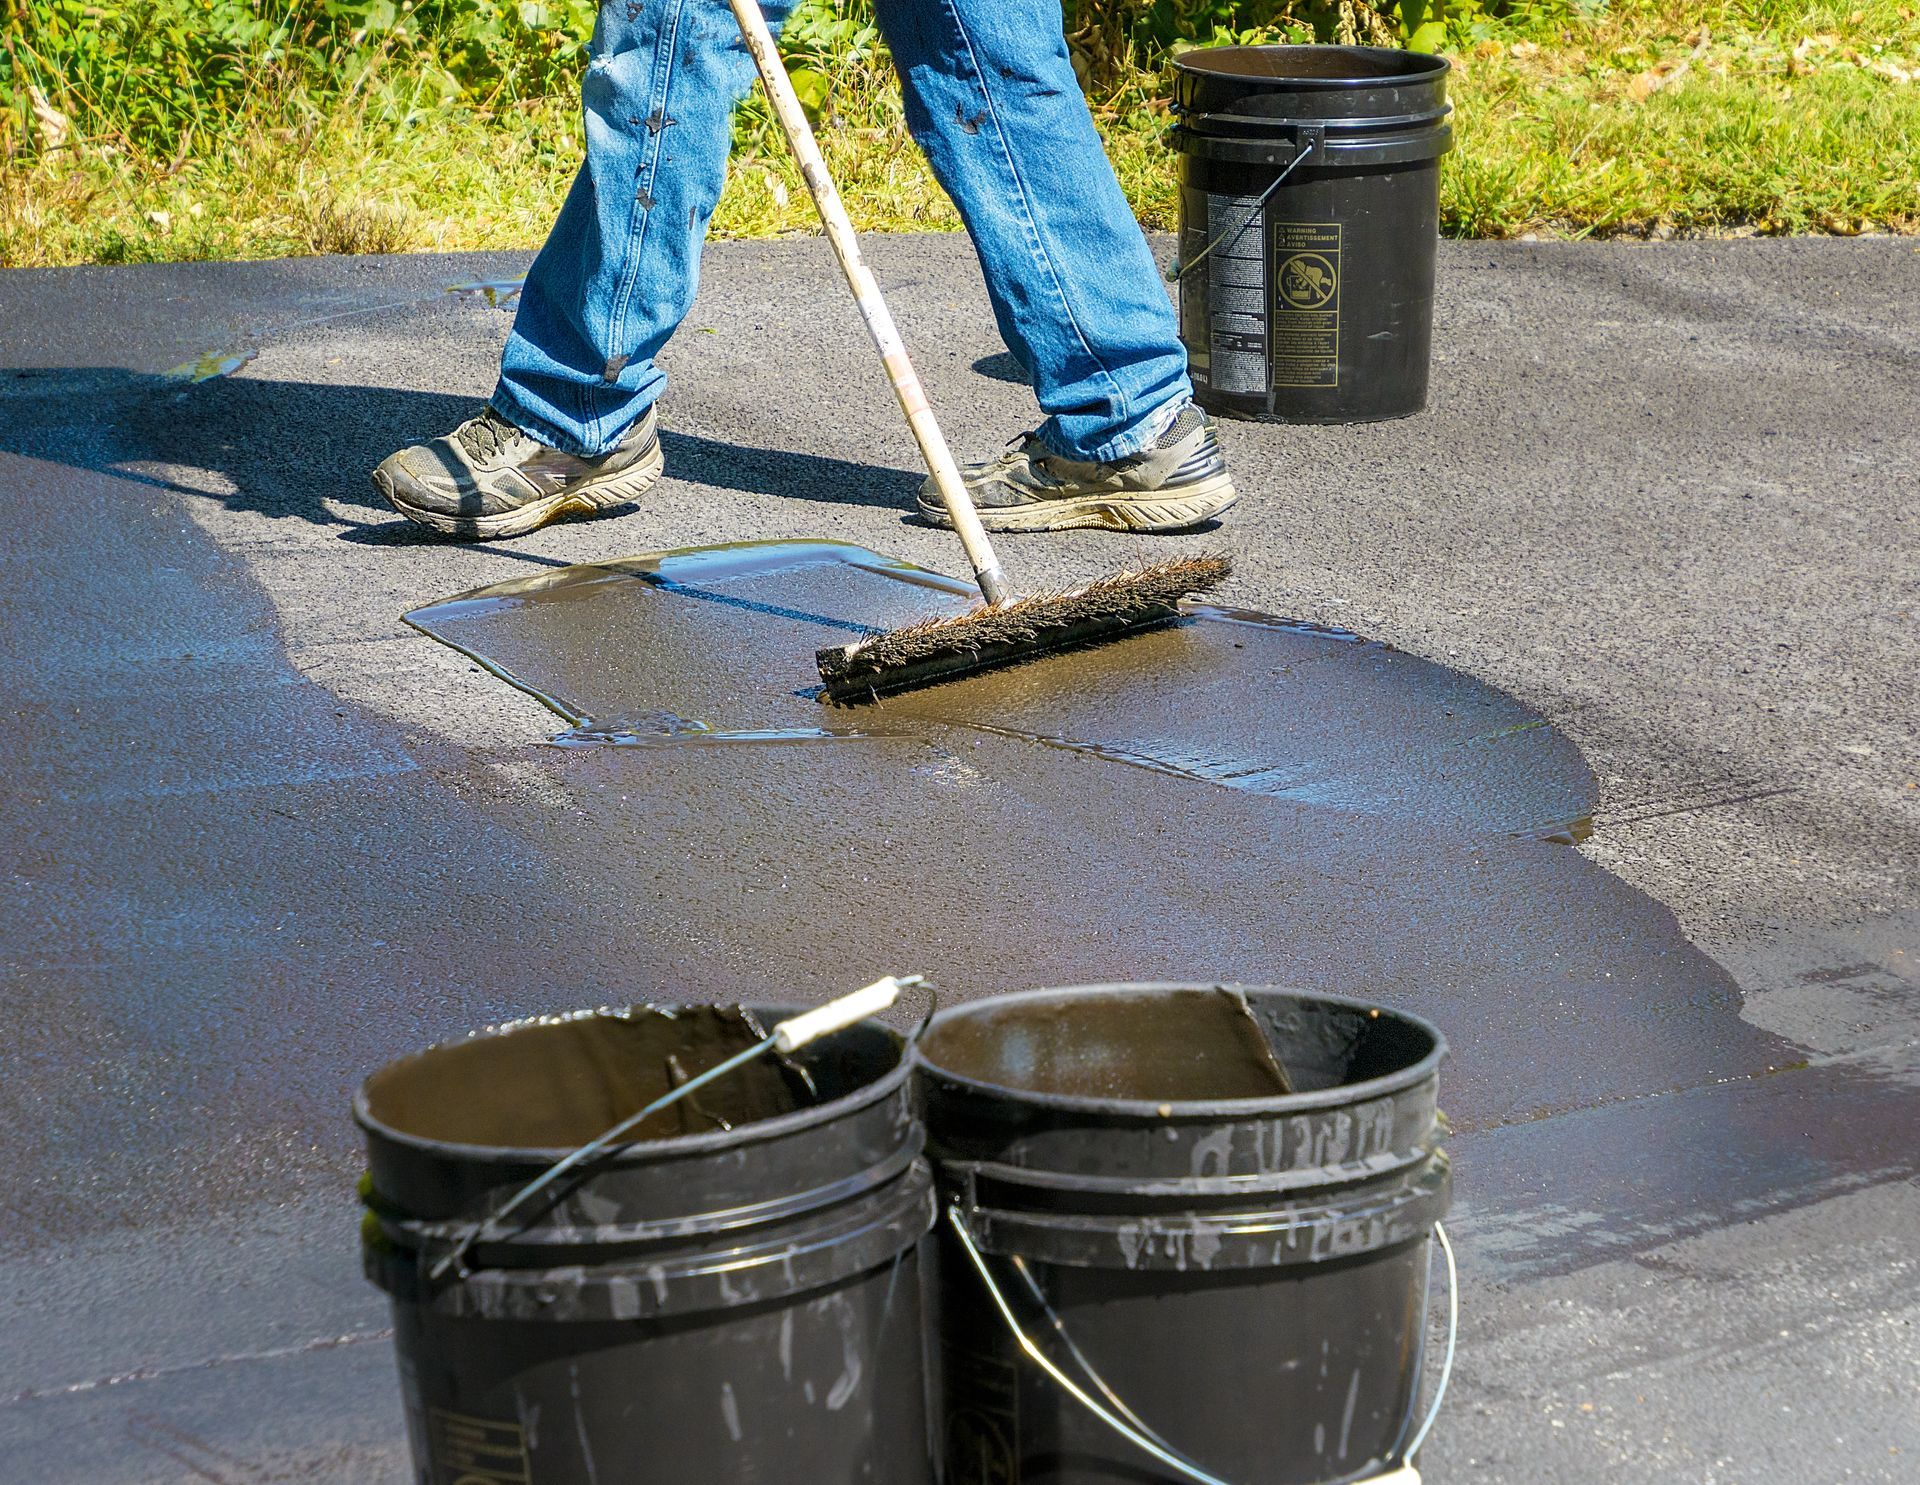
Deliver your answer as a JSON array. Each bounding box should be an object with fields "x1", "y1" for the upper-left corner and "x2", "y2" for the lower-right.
[
  {"x1": 372, "y1": 406, "x2": 664, "y2": 540},
  {"x1": 917, "y1": 402, "x2": 1236, "y2": 534}
]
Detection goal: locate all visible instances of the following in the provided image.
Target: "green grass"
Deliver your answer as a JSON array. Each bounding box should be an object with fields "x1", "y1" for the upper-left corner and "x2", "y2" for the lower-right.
[
  {"x1": 1439, "y1": 0, "x2": 1920, "y2": 235},
  {"x1": 3, "y1": 0, "x2": 1917, "y2": 267}
]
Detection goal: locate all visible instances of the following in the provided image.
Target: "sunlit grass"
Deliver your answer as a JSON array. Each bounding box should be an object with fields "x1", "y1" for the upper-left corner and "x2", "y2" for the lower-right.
[
  {"x1": 4, "y1": 0, "x2": 1916, "y2": 267},
  {"x1": 1437, "y1": 0, "x2": 1920, "y2": 235}
]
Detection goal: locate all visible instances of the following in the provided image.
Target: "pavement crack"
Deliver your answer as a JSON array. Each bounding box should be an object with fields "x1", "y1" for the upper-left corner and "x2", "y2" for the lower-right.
[
  {"x1": 1597, "y1": 782, "x2": 1798, "y2": 828},
  {"x1": 1, "y1": 1328, "x2": 393, "y2": 1409},
  {"x1": 1452, "y1": 1059, "x2": 1816, "y2": 1135}
]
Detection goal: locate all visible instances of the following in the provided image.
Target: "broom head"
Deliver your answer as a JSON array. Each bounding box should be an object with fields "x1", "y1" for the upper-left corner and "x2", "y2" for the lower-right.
[{"x1": 817, "y1": 555, "x2": 1231, "y2": 703}]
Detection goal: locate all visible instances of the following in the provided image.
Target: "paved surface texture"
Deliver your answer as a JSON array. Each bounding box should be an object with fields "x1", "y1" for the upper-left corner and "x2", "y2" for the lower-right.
[{"x1": 1, "y1": 236, "x2": 1915, "y2": 1483}]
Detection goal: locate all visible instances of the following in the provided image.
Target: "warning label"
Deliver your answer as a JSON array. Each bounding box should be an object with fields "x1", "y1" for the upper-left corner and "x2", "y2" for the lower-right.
[
  {"x1": 1270, "y1": 222, "x2": 1342, "y2": 388},
  {"x1": 1200, "y1": 192, "x2": 1270, "y2": 398},
  {"x1": 429, "y1": 1409, "x2": 531, "y2": 1485}
]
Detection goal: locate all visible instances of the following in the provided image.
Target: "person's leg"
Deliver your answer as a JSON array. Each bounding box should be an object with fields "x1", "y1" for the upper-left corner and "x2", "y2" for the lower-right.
[
  {"x1": 494, "y1": 0, "x2": 796, "y2": 455},
  {"x1": 374, "y1": 0, "x2": 793, "y2": 538},
  {"x1": 874, "y1": 0, "x2": 1232, "y2": 533},
  {"x1": 874, "y1": 0, "x2": 1189, "y2": 463}
]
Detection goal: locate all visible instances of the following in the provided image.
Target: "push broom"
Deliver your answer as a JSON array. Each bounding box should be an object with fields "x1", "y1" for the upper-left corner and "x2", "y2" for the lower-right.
[{"x1": 722, "y1": 0, "x2": 1231, "y2": 702}]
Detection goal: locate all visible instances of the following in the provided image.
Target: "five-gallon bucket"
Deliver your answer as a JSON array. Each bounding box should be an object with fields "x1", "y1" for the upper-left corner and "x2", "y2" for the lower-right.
[
  {"x1": 919, "y1": 983, "x2": 1450, "y2": 1484},
  {"x1": 357, "y1": 1004, "x2": 936, "y2": 1483},
  {"x1": 1171, "y1": 46, "x2": 1452, "y2": 423}
]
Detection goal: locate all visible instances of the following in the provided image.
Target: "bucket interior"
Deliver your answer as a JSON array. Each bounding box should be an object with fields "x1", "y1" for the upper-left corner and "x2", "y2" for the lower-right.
[
  {"x1": 360, "y1": 1005, "x2": 900, "y2": 1149},
  {"x1": 1175, "y1": 43, "x2": 1445, "y2": 85},
  {"x1": 920, "y1": 986, "x2": 1437, "y2": 1104}
]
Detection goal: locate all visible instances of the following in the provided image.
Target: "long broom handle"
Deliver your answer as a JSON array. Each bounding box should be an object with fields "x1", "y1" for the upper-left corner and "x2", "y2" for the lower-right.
[{"x1": 725, "y1": 0, "x2": 1012, "y2": 607}]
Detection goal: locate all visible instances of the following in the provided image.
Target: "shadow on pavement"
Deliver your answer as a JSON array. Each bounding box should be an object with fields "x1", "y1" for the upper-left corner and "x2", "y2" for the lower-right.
[
  {"x1": 971, "y1": 350, "x2": 1029, "y2": 384},
  {"x1": 0, "y1": 368, "x2": 926, "y2": 537}
]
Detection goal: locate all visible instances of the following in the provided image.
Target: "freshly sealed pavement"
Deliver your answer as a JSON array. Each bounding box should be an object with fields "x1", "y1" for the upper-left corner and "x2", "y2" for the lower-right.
[{"x1": 1, "y1": 235, "x2": 1915, "y2": 1482}]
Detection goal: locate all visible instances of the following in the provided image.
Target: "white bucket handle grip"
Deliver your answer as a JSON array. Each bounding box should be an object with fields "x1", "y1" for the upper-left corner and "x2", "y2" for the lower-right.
[{"x1": 773, "y1": 975, "x2": 913, "y2": 1051}]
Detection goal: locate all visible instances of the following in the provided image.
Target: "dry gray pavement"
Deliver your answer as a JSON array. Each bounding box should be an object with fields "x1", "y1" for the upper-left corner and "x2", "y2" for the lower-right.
[{"x1": 1, "y1": 235, "x2": 1915, "y2": 1483}]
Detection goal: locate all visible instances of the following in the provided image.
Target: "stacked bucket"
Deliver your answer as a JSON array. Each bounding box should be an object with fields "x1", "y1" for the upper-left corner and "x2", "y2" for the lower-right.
[{"x1": 358, "y1": 983, "x2": 1450, "y2": 1485}]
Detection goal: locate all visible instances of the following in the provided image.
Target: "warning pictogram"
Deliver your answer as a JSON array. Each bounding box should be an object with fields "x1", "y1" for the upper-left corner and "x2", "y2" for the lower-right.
[
  {"x1": 1277, "y1": 252, "x2": 1338, "y2": 309},
  {"x1": 1269, "y1": 223, "x2": 1343, "y2": 388}
]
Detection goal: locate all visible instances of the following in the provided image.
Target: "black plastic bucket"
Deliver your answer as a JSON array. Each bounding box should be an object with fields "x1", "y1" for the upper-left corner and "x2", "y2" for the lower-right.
[
  {"x1": 357, "y1": 1005, "x2": 936, "y2": 1483},
  {"x1": 1171, "y1": 46, "x2": 1452, "y2": 423},
  {"x1": 919, "y1": 984, "x2": 1450, "y2": 1484}
]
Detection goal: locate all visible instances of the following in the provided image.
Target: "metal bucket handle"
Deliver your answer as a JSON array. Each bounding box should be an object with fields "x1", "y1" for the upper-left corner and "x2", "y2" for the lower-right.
[
  {"x1": 1167, "y1": 126, "x2": 1323, "y2": 282},
  {"x1": 946, "y1": 1202, "x2": 1456, "y2": 1485},
  {"x1": 427, "y1": 975, "x2": 934, "y2": 1280}
]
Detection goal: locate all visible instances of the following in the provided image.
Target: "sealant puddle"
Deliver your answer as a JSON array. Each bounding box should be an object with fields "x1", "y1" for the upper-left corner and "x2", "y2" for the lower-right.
[
  {"x1": 409, "y1": 541, "x2": 1592, "y2": 838},
  {"x1": 870, "y1": 602, "x2": 1596, "y2": 840},
  {"x1": 407, "y1": 541, "x2": 970, "y2": 747},
  {"x1": 402, "y1": 539, "x2": 1794, "y2": 1139}
]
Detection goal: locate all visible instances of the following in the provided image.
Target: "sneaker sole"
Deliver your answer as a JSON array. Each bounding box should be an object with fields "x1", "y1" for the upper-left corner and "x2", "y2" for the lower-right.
[
  {"x1": 376, "y1": 439, "x2": 666, "y2": 541},
  {"x1": 917, "y1": 472, "x2": 1238, "y2": 535}
]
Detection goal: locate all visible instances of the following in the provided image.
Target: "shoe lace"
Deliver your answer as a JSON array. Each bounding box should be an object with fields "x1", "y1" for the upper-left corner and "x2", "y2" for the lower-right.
[
  {"x1": 985, "y1": 428, "x2": 1049, "y2": 471},
  {"x1": 456, "y1": 408, "x2": 523, "y2": 463},
  {"x1": 1005, "y1": 427, "x2": 1072, "y2": 485}
]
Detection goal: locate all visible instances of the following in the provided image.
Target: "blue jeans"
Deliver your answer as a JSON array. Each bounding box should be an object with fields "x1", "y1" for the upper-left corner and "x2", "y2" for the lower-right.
[{"x1": 491, "y1": 0, "x2": 1191, "y2": 462}]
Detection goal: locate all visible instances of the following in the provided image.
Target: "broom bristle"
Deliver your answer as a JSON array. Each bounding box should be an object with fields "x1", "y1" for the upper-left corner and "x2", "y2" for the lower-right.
[{"x1": 817, "y1": 555, "x2": 1231, "y2": 701}]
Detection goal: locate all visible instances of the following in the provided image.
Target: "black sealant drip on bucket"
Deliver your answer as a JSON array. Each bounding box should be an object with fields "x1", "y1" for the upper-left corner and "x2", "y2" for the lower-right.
[
  {"x1": 1170, "y1": 46, "x2": 1453, "y2": 424},
  {"x1": 356, "y1": 1000, "x2": 937, "y2": 1483},
  {"x1": 359, "y1": 1004, "x2": 819, "y2": 1146},
  {"x1": 920, "y1": 983, "x2": 1451, "y2": 1485}
]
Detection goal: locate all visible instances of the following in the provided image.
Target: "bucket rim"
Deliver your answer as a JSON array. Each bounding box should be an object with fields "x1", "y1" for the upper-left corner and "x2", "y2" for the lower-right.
[
  {"x1": 917, "y1": 981, "x2": 1446, "y2": 1117},
  {"x1": 352, "y1": 1002, "x2": 911, "y2": 1164},
  {"x1": 1172, "y1": 42, "x2": 1451, "y2": 89}
]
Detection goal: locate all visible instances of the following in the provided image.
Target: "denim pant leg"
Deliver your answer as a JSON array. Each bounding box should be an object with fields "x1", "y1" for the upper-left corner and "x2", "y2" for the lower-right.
[
  {"x1": 874, "y1": 0, "x2": 1191, "y2": 462},
  {"x1": 492, "y1": 0, "x2": 795, "y2": 457}
]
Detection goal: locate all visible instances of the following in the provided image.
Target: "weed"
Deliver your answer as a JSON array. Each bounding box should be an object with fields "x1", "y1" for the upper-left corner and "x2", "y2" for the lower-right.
[{"x1": 299, "y1": 197, "x2": 417, "y2": 256}]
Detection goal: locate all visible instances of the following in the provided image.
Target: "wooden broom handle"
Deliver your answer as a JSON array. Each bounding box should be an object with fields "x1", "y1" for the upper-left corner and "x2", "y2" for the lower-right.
[{"x1": 725, "y1": 0, "x2": 1012, "y2": 607}]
